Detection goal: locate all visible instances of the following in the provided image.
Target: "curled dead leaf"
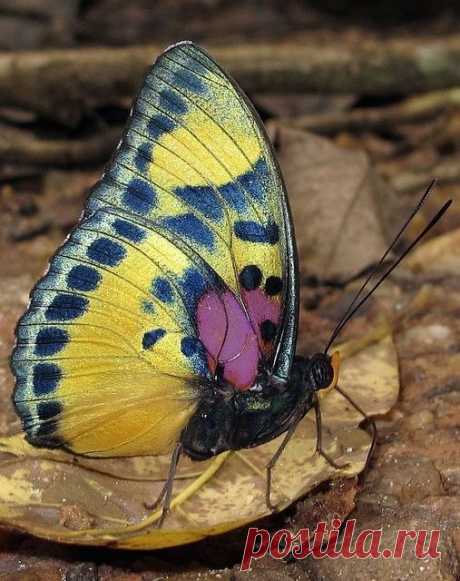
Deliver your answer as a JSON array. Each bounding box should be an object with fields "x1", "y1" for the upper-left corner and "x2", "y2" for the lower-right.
[
  {"x1": 0, "y1": 332, "x2": 398, "y2": 550},
  {"x1": 273, "y1": 125, "x2": 406, "y2": 280},
  {"x1": 406, "y1": 227, "x2": 460, "y2": 275}
]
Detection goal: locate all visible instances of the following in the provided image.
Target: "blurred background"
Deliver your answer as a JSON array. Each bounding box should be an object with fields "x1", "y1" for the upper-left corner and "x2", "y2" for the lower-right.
[{"x1": 2, "y1": 0, "x2": 460, "y2": 264}]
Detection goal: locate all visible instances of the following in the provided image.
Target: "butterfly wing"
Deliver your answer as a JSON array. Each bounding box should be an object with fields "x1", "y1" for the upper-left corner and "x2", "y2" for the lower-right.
[
  {"x1": 89, "y1": 41, "x2": 299, "y2": 385},
  {"x1": 12, "y1": 207, "x2": 214, "y2": 456},
  {"x1": 11, "y1": 42, "x2": 299, "y2": 458}
]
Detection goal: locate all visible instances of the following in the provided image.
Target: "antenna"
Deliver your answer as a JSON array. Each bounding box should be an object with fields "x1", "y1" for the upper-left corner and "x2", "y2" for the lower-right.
[{"x1": 325, "y1": 183, "x2": 451, "y2": 353}]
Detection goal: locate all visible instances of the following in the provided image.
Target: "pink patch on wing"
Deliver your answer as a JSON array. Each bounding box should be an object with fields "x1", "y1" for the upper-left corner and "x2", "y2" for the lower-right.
[
  {"x1": 196, "y1": 290, "x2": 260, "y2": 390},
  {"x1": 243, "y1": 289, "x2": 281, "y2": 351}
]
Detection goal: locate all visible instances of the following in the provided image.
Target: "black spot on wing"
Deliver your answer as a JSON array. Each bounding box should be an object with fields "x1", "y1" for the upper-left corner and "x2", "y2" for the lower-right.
[
  {"x1": 234, "y1": 221, "x2": 279, "y2": 244},
  {"x1": 45, "y1": 294, "x2": 88, "y2": 321},
  {"x1": 67, "y1": 265, "x2": 101, "y2": 292},
  {"x1": 87, "y1": 237, "x2": 126, "y2": 267},
  {"x1": 142, "y1": 328, "x2": 166, "y2": 350},
  {"x1": 162, "y1": 214, "x2": 215, "y2": 250},
  {"x1": 35, "y1": 400, "x2": 63, "y2": 447},
  {"x1": 151, "y1": 277, "x2": 174, "y2": 303},
  {"x1": 239, "y1": 265, "x2": 262, "y2": 291},
  {"x1": 122, "y1": 179, "x2": 157, "y2": 215},
  {"x1": 260, "y1": 319, "x2": 277, "y2": 342},
  {"x1": 265, "y1": 276, "x2": 283, "y2": 296},
  {"x1": 112, "y1": 218, "x2": 146, "y2": 243},
  {"x1": 33, "y1": 363, "x2": 62, "y2": 396},
  {"x1": 35, "y1": 328, "x2": 69, "y2": 357}
]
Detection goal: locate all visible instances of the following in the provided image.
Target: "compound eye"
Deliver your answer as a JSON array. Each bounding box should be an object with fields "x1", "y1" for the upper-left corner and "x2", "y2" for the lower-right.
[
  {"x1": 312, "y1": 358, "x2": 333, "y2": 389},
  {"x1": 312, "y1": 352, "x2": 340, "y2": 392}
]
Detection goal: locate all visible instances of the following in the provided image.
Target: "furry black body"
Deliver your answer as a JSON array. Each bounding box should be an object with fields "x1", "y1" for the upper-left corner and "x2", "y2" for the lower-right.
[{"x1": 181, "y1": 353, "x2": 334, "y2": 460}]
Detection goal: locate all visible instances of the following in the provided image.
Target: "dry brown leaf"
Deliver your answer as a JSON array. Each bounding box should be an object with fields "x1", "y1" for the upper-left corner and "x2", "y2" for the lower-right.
[
  {"x1": 254, "y1": 93, "x2": 355, "y2": 119},
  {"x1": 0, "y1": 333, "x2": 398, "y2": 550},
  {"x1": 0, "y1": 123, "x2": 403, "y2": 553},
  {"x1": 273, "y1": 125, "x2": 405, "y2": 280},
  {"x1": 406, "y1": 226, "x2": 460, "y2": 275}
]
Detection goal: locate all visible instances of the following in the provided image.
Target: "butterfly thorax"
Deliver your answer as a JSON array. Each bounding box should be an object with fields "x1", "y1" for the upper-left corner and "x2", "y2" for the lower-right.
[{"x1": 180, "y1": 354, "x2": 333, "y2": 461}]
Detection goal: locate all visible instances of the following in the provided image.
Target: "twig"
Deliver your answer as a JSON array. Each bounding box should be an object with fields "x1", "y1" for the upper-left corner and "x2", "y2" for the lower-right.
[
  {"x1": 383, "y1": 156, "x2": 460, "y2": 193},
  {"x1": 4, "y1": 37, "x2": 460, "y2": 124},
  {"x1": 285, "y1": 89, "x2": 460, "y2": 135},
  {"x1": 0, "y1": 124, "x2": 120, "y2": 165}
]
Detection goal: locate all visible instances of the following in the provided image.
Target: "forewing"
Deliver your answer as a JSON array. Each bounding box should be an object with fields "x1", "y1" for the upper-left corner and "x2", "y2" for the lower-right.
[{"x1": 89, "y1": 42, "x2": 298, "y2": 381}]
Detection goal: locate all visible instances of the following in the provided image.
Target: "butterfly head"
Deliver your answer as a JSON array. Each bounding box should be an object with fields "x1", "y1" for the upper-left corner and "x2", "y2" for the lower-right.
[{"x1": 303, "y1": 351, "x2": 340, "y2": 395}]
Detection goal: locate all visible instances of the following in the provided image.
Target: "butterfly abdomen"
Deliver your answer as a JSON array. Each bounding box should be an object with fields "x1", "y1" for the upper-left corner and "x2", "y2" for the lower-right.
[{"x1": 181, "y1": 372, "x2": 307, "y2": 459}]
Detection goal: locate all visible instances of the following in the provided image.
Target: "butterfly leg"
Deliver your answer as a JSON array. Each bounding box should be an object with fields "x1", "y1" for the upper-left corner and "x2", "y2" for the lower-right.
[
  {"x1": 145, "y1": 442, "x2": 183, "y2": 528},
  {"x1": 313, "y1": 394, "x2": 350, "y2": 470},
  {"x1": 265, "y1": 416, "x2": 301, "y2": 511},
  {"x1": 335, "y1": 385, "x2": 377, "y2": 469}
]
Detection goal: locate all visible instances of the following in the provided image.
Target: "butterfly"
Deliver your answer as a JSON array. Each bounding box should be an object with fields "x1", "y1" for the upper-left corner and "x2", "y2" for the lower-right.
[{"x1": 11, "y1": 41, "x2": 450, "y2": 526}]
